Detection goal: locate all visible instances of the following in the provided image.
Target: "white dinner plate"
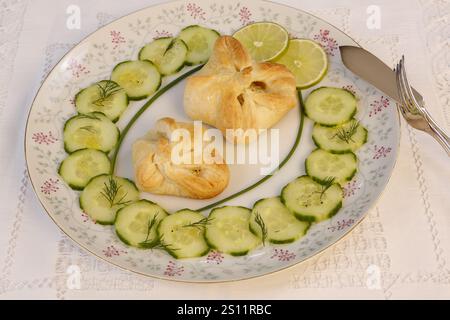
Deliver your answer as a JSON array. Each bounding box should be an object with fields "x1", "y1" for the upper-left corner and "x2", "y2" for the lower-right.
[{"x1": 25, "y1": 0, "x2": 400, "y2": 282}]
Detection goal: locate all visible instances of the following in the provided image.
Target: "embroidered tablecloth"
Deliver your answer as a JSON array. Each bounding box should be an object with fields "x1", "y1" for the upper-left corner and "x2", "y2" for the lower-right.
[{"x1": 0, "y1": 0, "x2": 449, "y2": 299}]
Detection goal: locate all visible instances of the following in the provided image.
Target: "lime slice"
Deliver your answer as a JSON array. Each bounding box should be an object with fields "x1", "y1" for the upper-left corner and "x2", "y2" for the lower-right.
[
  {"x1": 233, "y1": 22, "x2": 289, "y2": 62},
  {"x1": 274, "y1": 39, "x2": 328, "y2": 89}
]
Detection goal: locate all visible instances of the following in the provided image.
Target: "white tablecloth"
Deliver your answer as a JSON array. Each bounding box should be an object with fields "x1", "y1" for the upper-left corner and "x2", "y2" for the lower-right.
[{"x1": 0, "y1": 0, "x2": 449, "y2": 299}]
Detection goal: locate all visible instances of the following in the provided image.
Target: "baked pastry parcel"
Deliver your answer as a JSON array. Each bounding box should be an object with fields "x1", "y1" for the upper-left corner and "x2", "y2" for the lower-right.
[
  {"x1": 184, "y1": 35, "x2": 298, "y2": 143},
  {"x1": 132, "y1": 117, "x2": 230, "y2": 199}
]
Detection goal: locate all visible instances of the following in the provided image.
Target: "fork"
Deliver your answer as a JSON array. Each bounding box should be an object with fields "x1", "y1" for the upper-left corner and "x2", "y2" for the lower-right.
[{"x1": 395, "y1": 56, "x2": 450, "y2": 156}]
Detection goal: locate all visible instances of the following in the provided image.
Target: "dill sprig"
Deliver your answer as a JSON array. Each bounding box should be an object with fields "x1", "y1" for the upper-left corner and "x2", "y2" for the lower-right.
[
  {"x1": 318, "y1": 177, "x2": 335, "y2": 200},
  {"x1": 254, "y1": 211, "x2": 268, "y2": 246},
  {"x1": 182, "y1": 217, "x2": 212, "y2": 230},
  {"x1": 332, "y1": 120, "x2": 359, "y2": 143},
  {"x1": 100, "y1": 176, "x2": 132, "y2": 208},
  {"x1": 139, "y1": 213, "x2": 160, "y2": 246},
  {"x1": 93, "y1": 81, "x2": 122, "y2": 106},
  {"x1": 140, "y1": 235, "x2": 179, "y2": 252},
  {"x1": 138, "y1": 213, "x2": 179, "y2": 252}
]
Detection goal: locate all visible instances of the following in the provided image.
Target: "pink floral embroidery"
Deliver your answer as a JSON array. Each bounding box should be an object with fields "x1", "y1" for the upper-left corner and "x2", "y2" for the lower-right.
[
  {"x1": 343, "y1": 180, "x2": 360, "y2": 198},
  {"x1": 206, "y1": 250, "x2": 224, "y2": 264},
  {"x1": 67, "y1": 59, "x2": 89, "y2": 78},
  {"x1": 342, "y1": 85, "x2": 357, "y2": 96},
  {"x1": 164, "y1": 261, "x2": 184, "y2": 276},
  {"x1": 103, "y1": 245, "x2": 127, "y2": 257},
  {"x1": 369, "y1": 96, "x2": 390, "y2": 117},
  {"x1": 270, "y1": 249, "x2": 296, "y2": 262},
  {"x1": 32, "y1": 131, "x2": 58, "y2": 145},
  {"x1": 110, "y1": 30, "x2": 125, "y2": 49},
  {"x1": 186, "y1": 3, "x2": 206, "y2": 20},
  {"x1": 153, "y1": 30, "x2": 173, "y2": 39},
  {"x1": 239, "y1": 6, "x2": 253, "y2": 26},
  {"x1": 328, "y1": 219, "x2": 355, "y2": 232},
  {"x1": 373, "y1": 145, "x2": 392, "y2": 159},
  {"x1": 313, "y1": 29, "x2": 338, "y2": 56},
  {"x1": 41, "y1": 178, "x2": 59, "y2": 195}
]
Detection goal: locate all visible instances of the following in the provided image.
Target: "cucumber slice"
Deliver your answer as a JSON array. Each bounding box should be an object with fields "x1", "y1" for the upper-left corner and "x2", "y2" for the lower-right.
[
  {"x1": 304, "y1": 87, "x2": 357, "y2": 126},
  {"x1": 138, "y1": 37, "x2": 172, "y2": 63},
  {"x1": 115, "y1": 200, "x2": 167, "y2": 248},
  {"x1": 63, "y1": 112, "x2": 119, "y2": 153},
  {"x1": 111, "y1": 60, "x2": 161, "y2": 100},
  {"x1": 281, "y1": 176, "x2": 343, "y2": 222},
  {"x1": 157, "y1": 209, "x2": 209, "y2": 258},
  {"x1": 305, "y1": 149, "x2": 357, "y2": 185},
  {"x1": 80, "y1": 174, "x2": 140, "y2": 225},
  {"x1": 178, "y1": 25, "x2": 220, "y2": 65},
  {"x1": 250, "y1": 197, "x2": 310, "y2": 244},
  {"x1": 58, "y1": 149, "x2": 111, "y2": 190},
  {"x1": 205, "y1": 206, "x2": 260, "y2": 256},
  {"x1": 312, "y1": 119, "x2": 368, "y2": 154},
  {"x1": 75, "y1": 80, "x2": 128, "y2": 122},
  {"x1": 139, "y1": 38, "x2": 188, "y2": 76}
]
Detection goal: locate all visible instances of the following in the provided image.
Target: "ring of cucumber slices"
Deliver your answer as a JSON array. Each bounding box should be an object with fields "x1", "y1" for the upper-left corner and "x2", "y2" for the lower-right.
[{"x1": 58, "y1": 23, "x2": 370, "y2": 260}]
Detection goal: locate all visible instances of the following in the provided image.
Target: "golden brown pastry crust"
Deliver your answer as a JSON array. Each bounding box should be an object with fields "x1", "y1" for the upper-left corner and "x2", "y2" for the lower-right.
[
  {"x1": 132, "y1": 118, "x2": 229, "y2": 199},
  {"x1": 184, "y1": 36, "x2": 297, "y2": 143}
]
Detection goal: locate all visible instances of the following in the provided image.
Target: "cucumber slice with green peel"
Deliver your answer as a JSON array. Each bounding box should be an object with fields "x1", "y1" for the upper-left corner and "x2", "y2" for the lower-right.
[
  {"x1": 205, "y1": 206, "x2": 261, "y2": 256},
  {"x1": 75, "y1": 80, "x2": 128, "y2": 122},
  {"x1": 250, "y1": 197, "x2": 310, "y2": 244},
  {"x1": 157, "y1": 209, "x2": 210, "y2": 259},
  {"x1": 63, "y1": 112, "x2": 119, "y2": 153},
  {"x1": 281, "y1": 175, "x2": 343, "y2": 222},
  {"x1": 58, "y1": 149, "x2": 111, "y2": 190},
  {"x1": 115, "y1": 200, "x2": 167, "y2": 248},
  {"x1": 111, "y1": 60, "x2": 161, "y2": 100},
  {"x1": 312, "y1": 119, "x2": 368, "y2": 154},
  {"x1": 178, "y1": 25, "x2": 220, "y2": 65},
  {"x1": 139, "y1": 38, "x2": 188, "y2": 76},
  {"x1": 305, "y1": 149, "x2": 357, "y2": 185},
  {"x1": 80, "y1": 174, "x2": 140, "y2": 225},
  {"x1": 304, "y1": 87, "x2": 357, "y2": 126},
  {"x1": 138, "y1": 37, "x2": 172, "y2": 63}
]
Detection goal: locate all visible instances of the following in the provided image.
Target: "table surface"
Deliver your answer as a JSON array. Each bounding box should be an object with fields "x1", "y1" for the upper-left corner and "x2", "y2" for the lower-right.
[{"x1": 0, "y1": 0, "x2": 449, "y2": 299}]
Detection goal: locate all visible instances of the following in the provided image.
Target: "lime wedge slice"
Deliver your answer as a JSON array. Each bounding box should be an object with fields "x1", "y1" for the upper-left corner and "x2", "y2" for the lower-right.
[
  {"x1": 233, "y1": 22, "x2": 289, "y2": 62},
  {"x1": 274, "y1": 39, "x2": 328, "y2": 89}
]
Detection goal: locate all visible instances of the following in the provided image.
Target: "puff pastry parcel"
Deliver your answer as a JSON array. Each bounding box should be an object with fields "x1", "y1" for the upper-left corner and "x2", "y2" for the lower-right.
[
  {"x1": 132, "y1": 118, "x2": 229, "y2": 199},
  {"x1": 184, "y1": 36, "x2": 297, "y2": 142}
]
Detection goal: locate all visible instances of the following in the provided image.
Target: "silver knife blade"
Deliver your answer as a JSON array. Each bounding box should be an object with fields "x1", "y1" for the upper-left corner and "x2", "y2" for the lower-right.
[{"x1": 339, "y1": 46, "x2": 423, "y2": 104}]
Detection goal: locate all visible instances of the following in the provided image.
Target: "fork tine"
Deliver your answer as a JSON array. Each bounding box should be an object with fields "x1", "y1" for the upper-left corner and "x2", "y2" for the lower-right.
[
  {"x1": 397, "y1": 58, "x2": 417, "y2": 114},
  {"x1": 399, "y1": 56, "x2": 423, "y2": 112},
  {"x1": 395, "y1": 60, "x2": 412, "y2": 115}
]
